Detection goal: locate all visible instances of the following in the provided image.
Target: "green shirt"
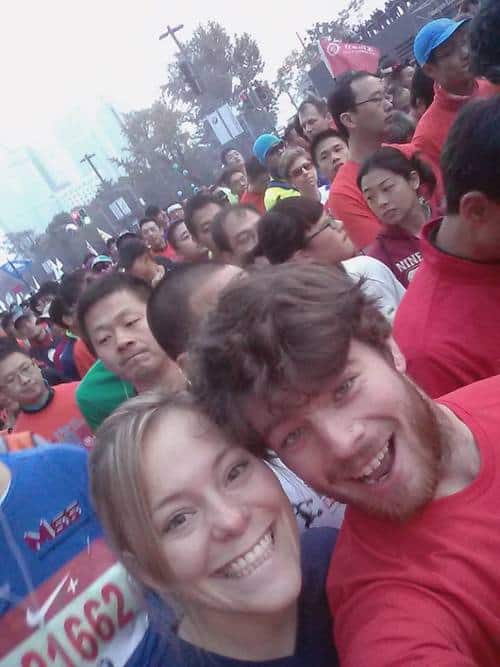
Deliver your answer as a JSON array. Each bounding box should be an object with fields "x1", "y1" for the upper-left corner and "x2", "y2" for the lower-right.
[{"x1": 76, "y1": 360, "x2": 135, "y2": 432}]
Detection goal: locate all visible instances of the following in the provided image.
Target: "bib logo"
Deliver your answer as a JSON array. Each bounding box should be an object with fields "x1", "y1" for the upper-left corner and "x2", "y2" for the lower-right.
[{"x1": 24, "y1": 501, "x2": 82, "y2": 551}]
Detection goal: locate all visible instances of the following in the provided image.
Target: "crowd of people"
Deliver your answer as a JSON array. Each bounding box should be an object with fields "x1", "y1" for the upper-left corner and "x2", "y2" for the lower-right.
[{"x1": 1, "y1": 2, "x2": 500, "y2": 665}]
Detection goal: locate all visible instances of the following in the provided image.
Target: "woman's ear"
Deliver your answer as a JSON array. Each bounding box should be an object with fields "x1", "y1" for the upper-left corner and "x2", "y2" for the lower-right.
[{"x1": 409, "y1": 170, "x2": 420, "y2": 192}]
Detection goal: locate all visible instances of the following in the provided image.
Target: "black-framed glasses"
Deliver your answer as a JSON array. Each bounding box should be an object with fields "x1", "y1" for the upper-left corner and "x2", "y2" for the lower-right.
[
  {"x1": 354, "y1": 91, "x2": 392, "y2": 107},
  {"x1": 304, "y1": 217, "x2": 343, "y2": 245}
]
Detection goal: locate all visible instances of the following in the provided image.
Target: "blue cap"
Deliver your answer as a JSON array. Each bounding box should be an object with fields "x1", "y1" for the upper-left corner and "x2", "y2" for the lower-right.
[
  {"x1": 414, "y1": 18, "x2": 470, "y2": 66},
  {"x1": 253, "y1": 134, "x2": 281, "y2": 165}
]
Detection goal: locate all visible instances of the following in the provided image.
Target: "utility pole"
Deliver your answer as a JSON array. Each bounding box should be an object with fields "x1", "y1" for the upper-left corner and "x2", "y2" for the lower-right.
[
  {"x1": 159, "y1": 24, "x2": 187, "y2": 55},
  {"x1": 80, "y1": 153, "x2": 106, "y2": 185}
]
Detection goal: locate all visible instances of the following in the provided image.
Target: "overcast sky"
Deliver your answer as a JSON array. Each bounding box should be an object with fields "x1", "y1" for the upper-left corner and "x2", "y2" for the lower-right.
[{"x1": 1, "y1": 0, "x2": 382, "y2": 146}]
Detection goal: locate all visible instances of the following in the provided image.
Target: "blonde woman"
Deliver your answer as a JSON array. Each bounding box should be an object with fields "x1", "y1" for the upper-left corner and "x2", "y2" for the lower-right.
[{"x1": 90, "y1": 391, "x2": 338, "y2": 666}]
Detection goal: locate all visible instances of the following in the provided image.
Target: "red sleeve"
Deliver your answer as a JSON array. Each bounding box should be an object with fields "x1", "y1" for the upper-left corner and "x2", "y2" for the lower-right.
[
  {"x1": 334, "y1": 583, "x2": 479, "y2": 667},
  {"x1": 404, "y1": 352, "x2": 465, "y2": 398},
  {"x1": 327, "y1": 188, "x2": 380, "y2": 249},
  {"x1": 73, "y1": 339, "x2": 96, "y2": 379}
]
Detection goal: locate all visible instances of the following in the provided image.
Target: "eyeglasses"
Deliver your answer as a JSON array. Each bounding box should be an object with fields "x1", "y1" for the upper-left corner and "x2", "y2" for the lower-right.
[
  {"x1": 304, "y1": 217, "x2": 343, "y2": 245},
  {"x1": 290, "y1": 161, "x2": 314, "y2": 179},
  {"x1": 354, "y1": 91, "x2": 392, "y2": 107}
]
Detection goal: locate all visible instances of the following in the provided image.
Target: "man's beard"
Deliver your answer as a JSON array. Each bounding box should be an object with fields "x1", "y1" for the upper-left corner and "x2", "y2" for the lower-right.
[{"x1": 332, "y1": 376, "x2": 444, "y2": 523}]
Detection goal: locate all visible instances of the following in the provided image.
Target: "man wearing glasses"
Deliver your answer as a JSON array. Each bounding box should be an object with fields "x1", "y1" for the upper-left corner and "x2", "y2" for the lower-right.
[
  {"x1": 0, "y1": 339, "x2": 93, "y2": 446},
  {"x1": 413, "y1": 17, "x2": 498, "y2": 168},
  {"x1": 327, "y1": 71, "x2": 395, "y2": 250},
  {"x1": 257, "y1": 196, "x2": 404, "y2": 322},
  {"x1": 252, "y1": 133, "x2": 300, "y2": 211}
]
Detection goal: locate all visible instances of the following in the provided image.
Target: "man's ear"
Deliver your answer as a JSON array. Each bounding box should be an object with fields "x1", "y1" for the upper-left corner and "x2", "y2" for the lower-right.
[
  {"x1": 388, "y1": 336, "x2": 406, "y2": 373},
  {"x1": 459, "y1": 191, "x2": 490, "y2": 228},
  {"x1": 176, "y1": 351, "x2": 189, "y2": 374},
  {"x1": 291, "y1": 248, "x2": 314, "y2": 263},
  {"x1": 339, "y1": 110, "x2": 356, "y2": 133}
]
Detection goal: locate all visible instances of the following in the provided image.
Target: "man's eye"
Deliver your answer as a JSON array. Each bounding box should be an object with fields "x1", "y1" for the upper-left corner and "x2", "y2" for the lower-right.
[
  {"x1": 333, "y1": 377, "x2": 355, "y2": 402},
  {"x1": 97, "y1": 336, "x2": 110, "y2": 345},
  {"x1": 282, "y1": 427, "x2": 305, "y2": 450}
]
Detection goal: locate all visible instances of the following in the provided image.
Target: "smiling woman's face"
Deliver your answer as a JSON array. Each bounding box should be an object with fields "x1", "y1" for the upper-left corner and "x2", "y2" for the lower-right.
[{"x1": 141, "y1": 406, "x2": 301, "y2": 617}]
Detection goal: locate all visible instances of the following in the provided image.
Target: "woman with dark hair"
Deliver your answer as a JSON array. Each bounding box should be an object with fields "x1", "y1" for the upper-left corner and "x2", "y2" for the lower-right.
[{"x1": 358, "y1": 147, "x2": 437, "y2": 286}]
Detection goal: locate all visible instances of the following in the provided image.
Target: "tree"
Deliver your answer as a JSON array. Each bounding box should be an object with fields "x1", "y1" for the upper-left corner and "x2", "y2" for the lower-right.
[{"x1": 165, "y1": 21, "x2": 277, "y2": 134}]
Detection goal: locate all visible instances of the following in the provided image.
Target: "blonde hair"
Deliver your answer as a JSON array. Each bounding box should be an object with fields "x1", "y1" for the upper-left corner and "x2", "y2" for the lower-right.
[
  {"x1": 279, "y1": 146, "x2": 310, "y2": 180},
  {"x1": 90, "y1": 390, "x2": 196, "y2": 588}
]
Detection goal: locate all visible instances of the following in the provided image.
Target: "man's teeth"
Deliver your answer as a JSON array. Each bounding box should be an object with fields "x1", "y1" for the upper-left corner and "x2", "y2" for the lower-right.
[
  {"x1": 355, "y1": 443, "x2": 390, "y2": 480},
  {"x1": 219, "y1": 531, "x2": 273, "y2": 579}
]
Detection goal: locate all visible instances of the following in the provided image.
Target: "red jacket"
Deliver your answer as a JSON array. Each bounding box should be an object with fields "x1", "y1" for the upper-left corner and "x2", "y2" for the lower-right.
[
  {"x1": 393, "y1": 219, "x2": 500, "y2": 397},
  {"x1": 412, "y1": 79, "x2": 498, "y2": 168}
]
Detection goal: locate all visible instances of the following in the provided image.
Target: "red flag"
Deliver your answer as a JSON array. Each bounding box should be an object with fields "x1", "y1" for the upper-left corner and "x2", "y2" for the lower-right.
[{"x1": 319, "y1": 39, "x2": 380, "y2": 78}]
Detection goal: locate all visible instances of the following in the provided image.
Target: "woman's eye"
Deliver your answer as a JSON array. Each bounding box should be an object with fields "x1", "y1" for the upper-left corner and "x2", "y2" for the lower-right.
[
  {"x1": 333, "y1": 377, "x2": 355, "y2": 402},
  {"x1": 165, "y1": 512, "x2": 189, "y2": 533},
  {"x1": 282, "y1": 427, "x2": 305, "y2": 450},
  {"x1": 227, "y1": 461, "x2": 250, "y2": 483}
]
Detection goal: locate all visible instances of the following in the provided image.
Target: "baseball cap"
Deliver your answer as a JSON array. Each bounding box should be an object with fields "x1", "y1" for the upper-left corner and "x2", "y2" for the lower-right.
[
  {"x1": 253, "y1": 134, "x2": 283, "y2": 165},
  {"x1": 414, "y1": 18, "x2": 471, "y2": 66},
  {"x1": 91, "y1": 255, "x2": 112, "y2": 271},
  {"x1": 167, "y1": 203, "x2": 183, "y2": 215}
]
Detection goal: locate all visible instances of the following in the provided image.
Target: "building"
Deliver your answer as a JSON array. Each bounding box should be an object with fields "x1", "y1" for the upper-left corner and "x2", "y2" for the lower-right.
[{"x1": 0, "y1": 101, "x2": 129, "y2": 235}]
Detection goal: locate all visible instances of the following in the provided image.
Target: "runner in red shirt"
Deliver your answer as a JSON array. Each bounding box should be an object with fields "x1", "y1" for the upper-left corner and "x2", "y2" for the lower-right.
[
  {"x1": 139, "y1": 216, "x2": 177, "y2": 260},
  {"x1": 0, "y1": 339, "x2": 92, "y2": 447},
  {"x1": 240, "y1": 156, "x2": 268, "y2": 215},
  {"x1": 326, "y1": 71, "x2": 394, "y2": 249},
  {"x1": 394, "y1": 96, "x2": 500, "y2": 397},
  {"x1": 186, "y1": 261, "x2": 500, "y2": 667},
  {"x1": 412, "y1": 17, "x2": 498, "y2": 168}
]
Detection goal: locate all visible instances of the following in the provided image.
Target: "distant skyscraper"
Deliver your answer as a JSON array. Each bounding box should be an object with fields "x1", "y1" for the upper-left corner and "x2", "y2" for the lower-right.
[{"x1": 0, "y1": 100, "x2": 129, "y2": 234}]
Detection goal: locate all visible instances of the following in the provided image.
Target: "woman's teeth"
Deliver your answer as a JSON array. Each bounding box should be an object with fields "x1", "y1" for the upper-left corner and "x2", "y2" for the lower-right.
[{"x1": 219, "y1": 531, "x2": 273, "y2": 579}]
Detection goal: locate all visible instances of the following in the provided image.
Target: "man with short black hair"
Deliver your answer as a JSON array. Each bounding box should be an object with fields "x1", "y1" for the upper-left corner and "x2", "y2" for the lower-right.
[
  {"x1": 221, "y1": 147, "x2": 245, "y2": 170},
  {"x1": 297, "y1": 96, "x2": 333, "y2": 142},
  {"x1": 0, "y1": 339, "x2": 92, "y2": 446},
  {"x1": 211, "y1": 205, "x2": 261, "y2": 266},
  {"x1": 139, "y1": 217, "x2": 172, "y2": 260},
  {"x1": 240, "y1": 156, "x2": 269, "y2": 214},
  {"x1": 76, "y1": 273, "x2": 184, "y2": 429},
  {"x1": 326, "y1": 71, "x2": 393, "y2": 249},
  {"x1": 310, "y1": 129, "x2": 350, "y2": 185},
  {"x1": 144, "y1": 204, "x2": 168, "y2": 230},
  {"x1": 189, "y1": 260, "x2": 500, "y2": 667},
  {"x1": 412, "y1": 17, "x2": 497, "y2": 167},
  {"x1": 166, "y1": 219, "x2": 207, "y2": 262},
  {"x1": 184, "y1": 192, "x2": 225, "y2": 255},
  {"x1": 118, "y1": 238, "x2": 172, "y2": 286},
  {"x1": 258, "y1": 197, "x2": 404, "y2": 321},
  {"x1": 394, "y1": 95, "x2": 500, "y2": 398}
]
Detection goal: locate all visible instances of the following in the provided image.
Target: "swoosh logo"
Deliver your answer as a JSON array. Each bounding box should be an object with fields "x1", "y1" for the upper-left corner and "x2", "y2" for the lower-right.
[{"x1": 26, "y1": 573, "x2": 69, "y2": 628}]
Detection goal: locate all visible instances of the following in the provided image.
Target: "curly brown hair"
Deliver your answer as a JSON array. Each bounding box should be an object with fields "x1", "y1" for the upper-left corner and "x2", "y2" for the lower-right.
[{"x1": 189, "y1": 262, "x2": 392, "y2": 456}]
